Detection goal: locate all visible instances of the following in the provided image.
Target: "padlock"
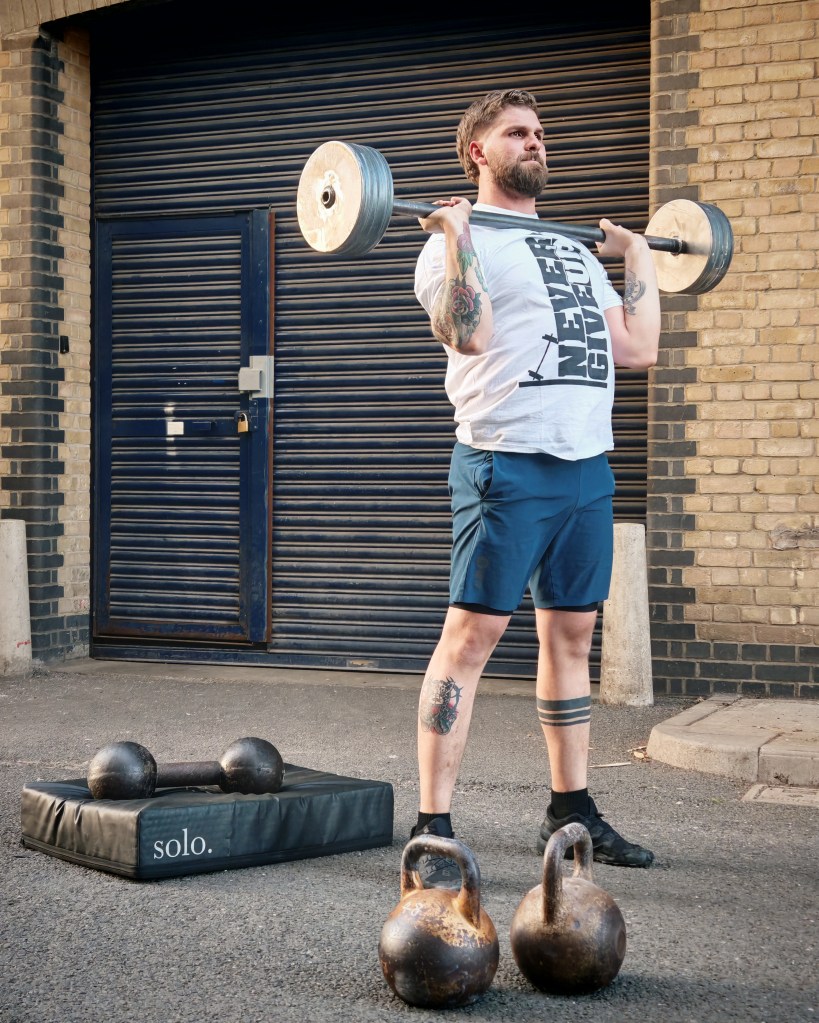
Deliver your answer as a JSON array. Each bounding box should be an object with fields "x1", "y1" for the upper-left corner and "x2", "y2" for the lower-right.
[{"x1": 235, "y1": 412, "x2": 249, "y2": 434}]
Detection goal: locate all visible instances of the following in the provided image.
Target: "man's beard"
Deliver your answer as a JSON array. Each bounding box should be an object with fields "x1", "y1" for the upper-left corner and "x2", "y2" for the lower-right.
[{"x1": 488, "y1": 153, "x2": 548, "y2": 198}]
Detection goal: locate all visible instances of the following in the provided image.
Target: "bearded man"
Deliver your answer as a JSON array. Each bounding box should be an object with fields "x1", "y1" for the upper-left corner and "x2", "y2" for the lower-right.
[{"x1": 409, "y1": 88, "x2": 660, "y2": 887}]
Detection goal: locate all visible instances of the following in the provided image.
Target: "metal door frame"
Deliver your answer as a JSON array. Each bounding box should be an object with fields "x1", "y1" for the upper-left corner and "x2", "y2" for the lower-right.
[{"x1": 92, "y1": 209, "x2": 273, "y2": 645}]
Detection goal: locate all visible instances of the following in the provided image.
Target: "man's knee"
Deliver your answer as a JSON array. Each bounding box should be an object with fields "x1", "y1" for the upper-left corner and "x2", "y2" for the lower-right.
[
  {"x1": 536, "y1": 608, "x2": 597, "y2": 658},
  {"x1": 440, "y1": 606, "x2": 509, "y2": 668}
]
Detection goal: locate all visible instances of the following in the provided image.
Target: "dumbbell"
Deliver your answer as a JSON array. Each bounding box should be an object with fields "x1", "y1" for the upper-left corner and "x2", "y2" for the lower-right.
[{"x1": 87, "y1": 736, "x2": 284, "y2": 800}]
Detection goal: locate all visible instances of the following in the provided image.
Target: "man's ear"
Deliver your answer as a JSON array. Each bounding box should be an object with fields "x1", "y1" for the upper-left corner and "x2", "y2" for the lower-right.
[{"x1": 468, "y1": 139, "x2": 486, "y2": 168}]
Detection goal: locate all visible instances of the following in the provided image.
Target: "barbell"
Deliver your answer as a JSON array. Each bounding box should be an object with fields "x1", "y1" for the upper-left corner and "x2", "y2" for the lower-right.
[{"x1": 296, "y1": 140, "x2": 734, "y2": 295}]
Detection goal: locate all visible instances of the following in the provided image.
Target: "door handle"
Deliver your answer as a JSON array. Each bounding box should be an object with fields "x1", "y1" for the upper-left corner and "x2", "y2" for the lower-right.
[
  {"x1": 186, "y1": 420, "x2": 217, "y2": 434},
  {"x1": 164, "y1": 418, "x2": 243, "y2": 437}
]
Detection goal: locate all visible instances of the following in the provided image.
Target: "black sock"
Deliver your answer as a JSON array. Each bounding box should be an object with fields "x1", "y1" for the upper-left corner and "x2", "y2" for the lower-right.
[
  {"x1": 550, "y1": 788, "x2": 590, "y2": 819},
  {"x1": 415, "y1": 811, "x2": 453, "y2": 836}
]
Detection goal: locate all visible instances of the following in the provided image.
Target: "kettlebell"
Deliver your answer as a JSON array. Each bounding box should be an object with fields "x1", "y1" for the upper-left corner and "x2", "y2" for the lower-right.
[
  {"x1": 378, "y1": 835, "x2": 499, "y2": 1008},
  {"x1": 510, "y1": 822, "x2": 627, "y2": 995}
]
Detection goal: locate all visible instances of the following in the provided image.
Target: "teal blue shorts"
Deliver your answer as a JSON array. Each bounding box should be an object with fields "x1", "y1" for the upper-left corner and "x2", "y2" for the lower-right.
[{"x1": 448, "y1": 443, "x2": 615, "y2": 614}]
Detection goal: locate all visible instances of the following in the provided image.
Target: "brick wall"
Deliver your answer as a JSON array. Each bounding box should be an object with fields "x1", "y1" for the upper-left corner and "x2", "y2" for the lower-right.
[
  {"x1": 650, "y1": 0, "x2": 819, "y2": 698},
  {"x1": 1, "y1": 0, "x2": 817, "y2": 694},
  {"x1": 0, "y1": 26, "x2": 91, "y2": 662},
  {"x1": 0, "y1": 0, "x2": 127, "y2": 38}
]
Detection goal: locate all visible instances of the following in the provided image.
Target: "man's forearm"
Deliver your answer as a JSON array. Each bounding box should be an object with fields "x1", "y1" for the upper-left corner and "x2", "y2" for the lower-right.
[
  {"x1": 431, "y1": 222, "x2": 493, "y2": 354},
  {"x1": 616, "y1": 242, "x2": 661, "y2": 366}
]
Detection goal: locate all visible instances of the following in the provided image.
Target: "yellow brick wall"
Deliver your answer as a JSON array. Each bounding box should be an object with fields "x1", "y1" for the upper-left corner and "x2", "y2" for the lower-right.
[
  {"x1": 0, "y1": 41, "x2": 10, "y2": 489},
  {"x1": 57, "y1": 27, "x2": 92, "y2": 628},
  {"x1": 689, "y1": 0, "x2": 818, "y2": 639},
  {"x1": 0, "y1": 0, "x2": 129, "y2": 38},
  {"x1": 650, "y1": 0, "x2": 818, "y2": 696}
]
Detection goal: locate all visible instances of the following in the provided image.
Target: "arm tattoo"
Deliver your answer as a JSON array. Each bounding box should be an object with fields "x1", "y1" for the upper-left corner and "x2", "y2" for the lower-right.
[
  {"x1": 537, "y1": 695, "x2": 592, "y2": 728},
  {"x1": 436, "y1": 276, "x2": 483, "y2": 350},
  {"x1": 623, "y1": 269, "x2": 646, "y2": 316},
  {"x1": 432, "y1": 224, "x2": 486, "y2": 350},
  {"x1": 420, "y1": 676, "x2": 462, "y2": 735},
  {"x1": 455, "y1": 223, "x2": 487, "y2": 288}
]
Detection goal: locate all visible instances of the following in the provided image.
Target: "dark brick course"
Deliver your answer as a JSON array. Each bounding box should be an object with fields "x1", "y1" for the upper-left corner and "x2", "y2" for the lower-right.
[{"x1": 0, "y1": 30, "x2": 87, "y2": 664}]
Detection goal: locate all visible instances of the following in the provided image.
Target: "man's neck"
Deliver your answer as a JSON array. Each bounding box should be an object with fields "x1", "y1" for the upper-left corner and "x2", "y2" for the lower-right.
[{"x1": 476, "y1": 182, "x2": 538, "y2": 215}]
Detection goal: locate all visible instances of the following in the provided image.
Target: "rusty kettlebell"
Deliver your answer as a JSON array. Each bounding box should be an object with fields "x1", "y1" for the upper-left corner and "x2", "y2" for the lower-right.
[
  {"x1": 378, "y1": 835, "x2": 499, "y2": 1008},
  {"x1": 510, "y1": 822, "x2": 627, "y2": 996}
]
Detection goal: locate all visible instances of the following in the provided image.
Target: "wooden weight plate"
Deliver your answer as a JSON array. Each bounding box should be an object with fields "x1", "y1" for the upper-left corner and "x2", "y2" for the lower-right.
[
  {"x1": 296, "y1": 141, "x2": 394, "y2": 257},
  {"x1": 645, "y1": 199, "x2": 734, "y2": 294}
]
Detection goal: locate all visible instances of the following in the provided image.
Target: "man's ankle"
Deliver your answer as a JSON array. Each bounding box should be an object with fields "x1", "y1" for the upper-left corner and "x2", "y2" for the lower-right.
[
  {"x1": 414, "y1": 812, "x2": 453, "y2": 836},
  {"x1": 550, "y1": 788, "x2": 591, "y2": 819}
]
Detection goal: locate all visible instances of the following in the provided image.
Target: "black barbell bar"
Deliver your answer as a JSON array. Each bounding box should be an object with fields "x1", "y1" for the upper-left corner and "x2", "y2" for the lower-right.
[{"x1": 319, "y1": 186, "x2": 687, "y2": 255}]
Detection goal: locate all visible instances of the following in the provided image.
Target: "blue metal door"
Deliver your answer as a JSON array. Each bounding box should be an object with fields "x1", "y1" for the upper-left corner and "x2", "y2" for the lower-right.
[{"x1": 93, "y1": 211, "x2": 271, "y2": 643}]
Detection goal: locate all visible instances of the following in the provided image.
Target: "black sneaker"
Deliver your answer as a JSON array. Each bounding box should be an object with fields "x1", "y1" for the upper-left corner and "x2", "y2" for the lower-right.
[
  {"x1": 408, "y1": 818, "x2": 462, "y2": 890},
  {"x1": 536, "y1": 797, "x2": 654, "y2": 868}
]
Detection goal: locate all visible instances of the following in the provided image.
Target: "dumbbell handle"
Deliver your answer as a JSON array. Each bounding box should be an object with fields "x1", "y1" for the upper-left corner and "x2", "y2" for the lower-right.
[{"x1": 155, "y1": 760, "x2": 224, "y2": 789}]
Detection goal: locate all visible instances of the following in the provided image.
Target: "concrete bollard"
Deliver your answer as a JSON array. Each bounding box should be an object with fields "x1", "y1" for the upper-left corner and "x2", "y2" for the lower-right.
[
  {"x1": 0, "y1": 519, "x2": 33, "y2": 676},
  {"x1": 599, "y1": 522, "x2": 653, "y2": 706}
]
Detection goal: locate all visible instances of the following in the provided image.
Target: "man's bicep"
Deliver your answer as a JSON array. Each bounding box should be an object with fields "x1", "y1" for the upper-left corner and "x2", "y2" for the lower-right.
[
  {"x1": 416, "y1": 265, "x2": 448, "y2": 344},
  {"x1": 414, "y1": 242, "x2": 446, "y2": 316},
  {"x1": 605, "y1": 305, "x2": 631, "y2": 364}
]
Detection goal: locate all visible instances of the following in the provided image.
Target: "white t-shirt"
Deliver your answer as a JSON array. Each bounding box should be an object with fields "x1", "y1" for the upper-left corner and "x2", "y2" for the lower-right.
[{"x1": 414, "y1": 203, "x2": 623, "y2": 460}]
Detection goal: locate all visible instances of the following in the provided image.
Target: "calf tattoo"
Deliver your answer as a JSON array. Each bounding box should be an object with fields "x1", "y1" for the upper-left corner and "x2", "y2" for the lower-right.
[
  {"x1": 420, "y1": 676, "x2": 462, "y2": 735},
  {"x1": 537, "y1": 695, "x2": 592, "y2": 728}
]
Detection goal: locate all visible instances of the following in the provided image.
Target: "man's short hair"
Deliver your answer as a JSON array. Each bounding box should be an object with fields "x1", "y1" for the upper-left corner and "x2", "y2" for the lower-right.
[{"x1": 456, "y1": 89, "x2": 541, "y2": 185}]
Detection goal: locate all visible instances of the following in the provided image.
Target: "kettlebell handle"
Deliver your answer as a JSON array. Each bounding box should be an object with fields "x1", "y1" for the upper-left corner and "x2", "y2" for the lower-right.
[
  {"x1": 402, "y1": 835, "x2": 483, "y2": 930},
  {"x1": 542, "y1": 822, "x2": 595, "y2": 926}
]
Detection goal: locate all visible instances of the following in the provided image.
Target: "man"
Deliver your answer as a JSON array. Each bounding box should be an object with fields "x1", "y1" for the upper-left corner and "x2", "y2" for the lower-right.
[{"x1": 410, "y1": 89, "x2": 660, "y2": 887}]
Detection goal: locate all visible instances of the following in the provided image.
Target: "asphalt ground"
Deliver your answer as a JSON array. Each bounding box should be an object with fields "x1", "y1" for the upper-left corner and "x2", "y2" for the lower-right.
[{"x1": 1, "y1": 662, "x2": 817, "y2": 1023}]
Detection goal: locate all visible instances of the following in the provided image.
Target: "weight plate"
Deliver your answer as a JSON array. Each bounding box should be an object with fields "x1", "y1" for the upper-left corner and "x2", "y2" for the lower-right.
[
  {"x1": 296, "y1": 140, "x2": 394, "y2": 257},
  {"x1": 645, "y1": 198, "x2": 733, "y2": 294},
  {"x1": 691, "y1": 202, "x2": 734, "y2": 294}
]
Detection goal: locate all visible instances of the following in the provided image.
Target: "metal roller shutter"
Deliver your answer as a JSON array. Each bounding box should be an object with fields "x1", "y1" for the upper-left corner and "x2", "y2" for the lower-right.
[{"x1": 91, "y1": 8, "x2": 649, "y2": 676}]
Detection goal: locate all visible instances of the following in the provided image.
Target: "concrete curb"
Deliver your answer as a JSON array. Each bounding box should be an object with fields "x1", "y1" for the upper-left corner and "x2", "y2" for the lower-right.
[{"x1": 646, "y1": 694, "x2": 819, "y2": 787}]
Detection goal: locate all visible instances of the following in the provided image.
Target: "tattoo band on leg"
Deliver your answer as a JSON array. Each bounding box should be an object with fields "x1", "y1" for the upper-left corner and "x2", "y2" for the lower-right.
[
  {"x1": 537, "y1": 695, "x2": 592, "y2": 728},
  {"x1": 420, "y1": 676, "x2": 462, "y2": 735}
]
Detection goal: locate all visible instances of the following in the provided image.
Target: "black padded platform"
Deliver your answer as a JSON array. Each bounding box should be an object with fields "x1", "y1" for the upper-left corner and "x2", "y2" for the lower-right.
[{"x1": 21, "y1": 763, "x2": 394, "y2": 880}]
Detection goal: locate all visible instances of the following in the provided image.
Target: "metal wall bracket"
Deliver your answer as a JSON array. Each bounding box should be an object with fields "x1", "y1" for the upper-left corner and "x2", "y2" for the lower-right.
[{"x1": 238, "y1": 355, "x2": 275, "y2": 398}]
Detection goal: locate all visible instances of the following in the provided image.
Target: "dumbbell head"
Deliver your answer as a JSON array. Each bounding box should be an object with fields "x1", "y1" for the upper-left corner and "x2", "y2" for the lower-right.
[
  {"x1": 217, "y1": 736, "x2": 284, "y2": 794},
  {"x1": 87, "y1": 740, "x2": 158, "y2": 800}
]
